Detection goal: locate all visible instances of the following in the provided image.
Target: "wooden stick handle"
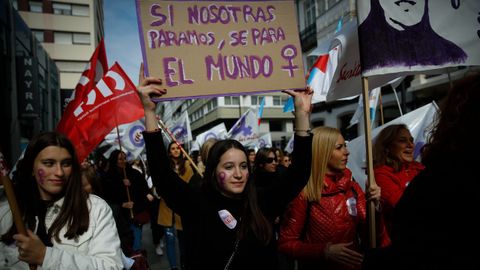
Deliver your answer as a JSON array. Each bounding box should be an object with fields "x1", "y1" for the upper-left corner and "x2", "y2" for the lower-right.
[
  {"x1": 1, "y1": 175, "x2": 37, "y2": 270},
  {"x1": 362, "y1": 77, "x2": 377, "y2": 248},
  {"x1": 115, "y1": 126, "x2": 134, "y2": 219}
]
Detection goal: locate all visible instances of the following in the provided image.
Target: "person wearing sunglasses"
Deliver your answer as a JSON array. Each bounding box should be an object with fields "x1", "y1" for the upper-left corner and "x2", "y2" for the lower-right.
[
  {"x1": 252, "y1": 147, "x2": 296, "y2": 270},
  {"x1": 253, "y1": 148, "x2": 278, "y2": 174}
]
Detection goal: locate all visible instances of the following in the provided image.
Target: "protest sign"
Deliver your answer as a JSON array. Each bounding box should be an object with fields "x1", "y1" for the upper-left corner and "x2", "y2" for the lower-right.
[{"x1": 136, "y1": 0, "x2": 305, "y2": 100}]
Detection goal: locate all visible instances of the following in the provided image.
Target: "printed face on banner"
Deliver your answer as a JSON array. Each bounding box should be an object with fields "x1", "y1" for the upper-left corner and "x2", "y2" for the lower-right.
[
  {"x1": 379, "y1": 0, "x2": 425, "y2": 30},
  {"x1": 136, "y1": 0, "x2": 305, "y2": 100},
  {"x1": 357, "y1": 0, "x2": 477, "y2": 76}
]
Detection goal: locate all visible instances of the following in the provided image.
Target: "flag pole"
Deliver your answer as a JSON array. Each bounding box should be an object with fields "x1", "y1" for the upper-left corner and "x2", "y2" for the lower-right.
[
  {"x1": 379, "y1": 89, "x2": 385, "y2": 125},
  {"x1": 115, "y1": 125, "x2": 134, "y2": 219},
  {"x1": 157, "y1": 119, "x2": 203, "y2": 178},
  {"x1": 391, "y1": 85, "x2": 403, "y2": 116},
  {"x1": 1, "y1": 174, "x2": 37, "y2": 270},
  {"x1": 361, "y1": 77, "x2": 377, "y2": 248}
]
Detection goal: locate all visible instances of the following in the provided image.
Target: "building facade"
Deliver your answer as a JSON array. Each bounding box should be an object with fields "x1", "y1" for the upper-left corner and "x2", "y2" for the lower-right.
[
  {"x1": 0, "y1": 0, "x2": 60, "y2": 164},
  {"x1": 0, "y1": 0, "x2": 104, "y2": 165},
  {"x1": 13, "y1": 0, "x2": 104, "y2": 111}
]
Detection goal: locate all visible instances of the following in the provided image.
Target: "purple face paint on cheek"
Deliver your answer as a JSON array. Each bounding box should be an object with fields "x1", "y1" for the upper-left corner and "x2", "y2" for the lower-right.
[
  {"x1": 217, "y1": 172, "x2": 226, "y2": 187},
  {"x1": 37, "y1": 169, "x2": 46, "y2": 184}
]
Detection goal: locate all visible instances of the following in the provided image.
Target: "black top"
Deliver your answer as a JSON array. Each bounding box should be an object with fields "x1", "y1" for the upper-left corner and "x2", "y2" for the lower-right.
[
  {"x1": 363, "y1": 159, "x2": 480, "y2": 269},
  {"x1": 102, "y1": 166, "x2": 150, "y2": 216},
  {"x1": 144, "y1": 131, "x2": 312, "y2": 270}
]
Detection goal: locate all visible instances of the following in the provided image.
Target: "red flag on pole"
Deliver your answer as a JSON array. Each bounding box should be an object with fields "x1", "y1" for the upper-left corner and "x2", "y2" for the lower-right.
[
  {"x1": 57, "y1": 39, "x2": 108, "y2": 133},
  {"x1": 60, "y1": 62, "x2": 144, "y2": 162}
]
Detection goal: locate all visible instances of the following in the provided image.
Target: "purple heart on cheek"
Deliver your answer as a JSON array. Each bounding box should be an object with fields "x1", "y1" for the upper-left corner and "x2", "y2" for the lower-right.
[
  {"x1": 217, "y1": 172, "x2": 226, "y2": 186},
  {"x1": 37, "y1": 169, "x2": 46, "y2": 184}
]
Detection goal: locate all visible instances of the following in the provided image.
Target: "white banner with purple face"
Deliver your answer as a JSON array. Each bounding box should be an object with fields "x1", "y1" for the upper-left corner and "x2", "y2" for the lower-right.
[
  {"x1": 227, "y1": 108, "x2": 259, "y2": 146},
  {"x1": 357, "y1": 0, "x2": 480, "y2": 76},
  {"x1": 257, "y1": 133, "x2": 272, "y2": 148}
]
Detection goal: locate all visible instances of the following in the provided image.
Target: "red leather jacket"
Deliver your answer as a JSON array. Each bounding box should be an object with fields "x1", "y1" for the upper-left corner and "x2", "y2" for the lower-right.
[
  {"x1": 374, "y1": 161, "x2": 424, "y2": 242},
  {"x1": 278, "y1": 169, "x2": 368, "y2": 270}
]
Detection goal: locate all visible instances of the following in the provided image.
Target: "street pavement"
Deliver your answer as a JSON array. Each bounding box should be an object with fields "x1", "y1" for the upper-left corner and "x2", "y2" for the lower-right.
[{"x1": 141, "y1": 222, "x2": 172, "y2": 270}]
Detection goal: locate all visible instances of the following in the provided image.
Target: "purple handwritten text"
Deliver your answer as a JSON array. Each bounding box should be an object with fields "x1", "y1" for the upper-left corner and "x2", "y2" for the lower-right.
[
  {"x1": 251, "y1": 27, "x2": 285, "y2": 46},
  {"x1": 187, "y1": 5, "x2": 276, "y2": 25},
  {"x1": 163, "y1": 57, "x2": 194, "y2": 87},
  {"x1": 205, "y1": 54, "x2": 273, "y2": 81}
]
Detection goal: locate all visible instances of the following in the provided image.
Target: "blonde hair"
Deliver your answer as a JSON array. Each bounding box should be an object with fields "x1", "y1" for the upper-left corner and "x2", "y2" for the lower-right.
[
  {"x1": 303, "y1": 126, "x2": 341, "y2": 202},
  {"x1": 200, "y1": 138, "x2": 217, "y2": 163}
]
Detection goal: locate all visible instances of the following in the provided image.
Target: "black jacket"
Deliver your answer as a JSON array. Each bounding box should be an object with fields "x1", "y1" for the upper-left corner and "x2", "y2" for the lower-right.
[{"x1": 144, "y1": 131, "x2": 311, "y2": 270}]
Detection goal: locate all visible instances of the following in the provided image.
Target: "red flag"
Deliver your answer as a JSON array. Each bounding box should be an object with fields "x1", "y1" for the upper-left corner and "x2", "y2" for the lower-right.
[
  {"x1": 57, "y1": 39, "x2": 108, "y2": 133},
  {"x1": 63, "y1": 62, "x2": 144, "y2": 162}
]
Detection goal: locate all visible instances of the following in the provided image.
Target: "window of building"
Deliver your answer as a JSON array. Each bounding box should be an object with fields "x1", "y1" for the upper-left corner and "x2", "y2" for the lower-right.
[
  {"x1": 206, "y1": 99, "x2": 217, "y2": 112},
  {"x1": 224, "y1": 96, "x2": 240, "y2": 106},
  {"x1": 273, "y1": 96, "x2": 288, "y2": 106},
  {"x1": 54, "y1": 32, "x2": 90, "y2": 45},
  {"x1": 191, "y1": 109, "x2": 204, "y2": 122},
  {"x1": 269, "y1": 120, "x2": 283, "y2": 132},
  {"x1": 29, "y1": 1, "x2": 42, "y2": 12},
  {"x1": 53, "y1": 3, "x2": 72, "y2": 15},
  {"x1": 73, "y1": 33, "x2": 90, "y2": 44},
  {"x1": 317, "y1": 0, "x2": 326, "y2": 15},
  {"x1": 72, "y1": 4, "x2": 89, "y2": 16},
  {"x1": 32, "y1": 30, "x2": 44, "y2": 42},
  {"x1": 53, "y1": 2, "x2": 89, "y2": 16},
  {"x1": 273, "y1": 96, "x2": 281, "y2": 106},
  {"x1": 54, "y1": 32, "x2": 72, "y2": 44},
  {"x1": 251, "y1": 95, "x2": 261, "y2": 105},
  {"x1": 305, "y1": 0, "x2": 316, "y2": 25},
  {"x1": 55, "y1": 61, "x2": 88, "y2": 73}
]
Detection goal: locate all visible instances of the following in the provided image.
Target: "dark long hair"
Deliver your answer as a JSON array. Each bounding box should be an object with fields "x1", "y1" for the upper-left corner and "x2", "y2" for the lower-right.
[
  {"x1": 4, "y1": 132, "x2": 89, "y2": 243},
  {"x1": 107, "y1": 149, "x2": 126, "y2": 174},
  {"x1": 203, "y1": 140, "x2": 272, "y2": 244},
  {"x1": 168, "y1": 141, "x2": 187, "y2": 176},
  {"x1": 422, "y1": 74, "x2": 480, "y2": 167},
  {"x1": 253, "y1": 147, "x2": 276, "y2": 173}
]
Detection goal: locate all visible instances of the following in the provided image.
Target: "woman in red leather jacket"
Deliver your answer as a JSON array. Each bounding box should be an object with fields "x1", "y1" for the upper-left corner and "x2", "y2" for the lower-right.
[
  {"x1": 372, "y1": 124, "x2": 424, "y2": 244},
  {"x1": 278, "y1": 127, "x2": 383, "y2": 270}
]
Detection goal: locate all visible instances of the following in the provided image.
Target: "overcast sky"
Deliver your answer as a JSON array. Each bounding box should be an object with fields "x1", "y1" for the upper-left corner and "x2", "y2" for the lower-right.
[{"x1": 104, "y1": 0, "x2": 142, "y2": 85}]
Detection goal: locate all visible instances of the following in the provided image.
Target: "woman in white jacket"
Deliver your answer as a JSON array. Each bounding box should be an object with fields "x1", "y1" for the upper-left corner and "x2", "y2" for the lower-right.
[{"x1": 0, "y1": 131, "x2": 123, "y2": 269}]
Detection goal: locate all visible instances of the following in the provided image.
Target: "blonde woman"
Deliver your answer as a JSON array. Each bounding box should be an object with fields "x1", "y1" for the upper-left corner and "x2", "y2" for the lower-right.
[{"x1": 278, "y1": 127, "x2": 384, "y2": 270}]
